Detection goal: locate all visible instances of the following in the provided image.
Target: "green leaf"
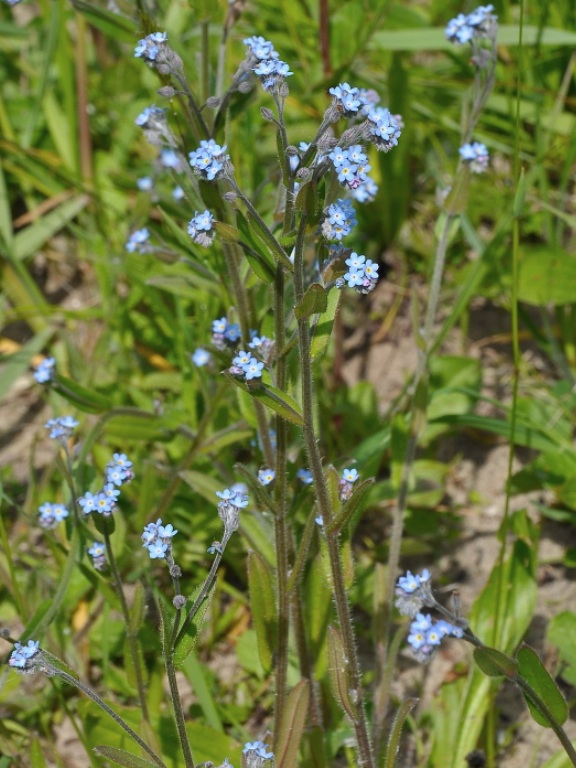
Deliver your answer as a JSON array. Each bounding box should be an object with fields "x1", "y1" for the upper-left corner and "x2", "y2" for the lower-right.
[
  {"x1": 327, "y1": 478, "x2": 374, "y2": 534},
  {"x1": 103, "y1": 411, "x2": 175, "y2": 442},
  {"x1": 547, "y1": 612, "x2": 576, "y2": 686},
  {"x1": 516, "y1": 644, "x2": 568, "y2": 728},
  {"x1": 247, "y1": 552, "x2": 278, "y2": 674},
  {"x1": 444, "y1": 168, "x2": 470, "y2": 215},
  {"x1": 294, "y1": 283, "x2": 328, "y2": 320},
  {"x1": 12, "y1": 195, "x2": 89, "y2": 261},
  {"x1": 53, "y1": 374, "x2": 112, "y2": 413},
  {"x1": 327, "y1": 626, "x2": 358, "y2": 720},
  {"x1": 518, "y1": 247, "x2": 576, "y2": 306},
  {"x1": 473, "y1": 646, "x2": 518, "y2": 678},
  {"x1": 70, "y1": 0, "x2": 135, "y2": 41},
  {"x1": 310, "y1": 288, "x2": 340, "y2": 359},
  {"x1": 0, "y1": 330, "x2": 54, "y2": 399},
  {"x1": 274, "y1": 680, "x2": 310, "y2": 768},
  {"x1": 93, "y1": 746, "x2": 158, "y2": 768},
  {"x1": 383, "y1": 698, "x2": 419, "y2": 768},
  {"x1": 128, "y1": 584, "x2": 145, "y2": 635},
  {"x1": 227, "y1": 375, "x2": 303, "y2": 426}
]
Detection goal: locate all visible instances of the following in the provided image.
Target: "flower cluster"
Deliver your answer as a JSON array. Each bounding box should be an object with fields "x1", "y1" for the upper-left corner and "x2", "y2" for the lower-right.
[
  {"x1": 445, "y1": 4, "x2": 497, "y2": 45},
  {"x1": 321, "y1": 198, "x2": 357, "y2": 242},
  {"x1": 352, "y1": 177, "x2": 378, "y2": 203},
  {"x1": 329, "y1": 82, "x2": 370, "y2": 117},
  {"x1": 243, "y1": 740, "x2": 274, "y2": 764},
  {"x1": 459, "y1": 141, "x2": 489, "y2": 173},
  {"x1": 188, "y1": 210, "x2": 216, "y2": 247},
  {"x1": 44, "y1": 415, "x2": 78, "y2": 442},
  {"x1": 212, "y1": 317, "x2": 242, "y2": 349},
  {"x1": 9, "y1": 641, "x2": 41, "y2": 674},
  {"x1": 365, "y1": 107, "x2": 403, "y2": 153},
  {"x1": 258, "y1": 468, "x2": 275, "y2": 486},
  {"x1": 33, "y1": 356, "x2": 55, "y2": 384},
  {"x1": 396, "y1": 570, "x2": 465, "y2": 663},
  {"x1": 230, "y1": 350, "x2": 265, "y2": 381},
  {"x1": 38, "y1": 502, "x2": 69, "y2": 530},
  {"x1": 244, "y1": 36, "x2": 292, "y2": 93},
  {"x1": 339, "y1": 467, "x2": 359, "y2": 501},
  {"x1": 106, "y1": 453, "x2": 134, "y2": 486},
  {"x1": 134, "y1": 32, "x2": 168, "y2": 62},
  {"x1": 395, "y1": 569, "x2": 434, "y2": 617},
  {"x1": 407, "y1": 612, "x2": 463, "y2": 663},
  {"x1": 337, "y1": 252, "x2": 379, "y2": 294},
  {"x1": 142, "y1": 519, "x2": 178, "y2": 559},
  {"x1": 216, "y1": 487, "x2": 247, "y2": 542},
  {"x1": 4, "y1": 0, "x2": 23, "y2": 6},
  {"x1": 125, "y1": 227, "x2": 151, "y2": 253},
  {"x1": 329, "y1": 145, "x2": 371, "y2": 190},
  {"x1": 78, "y1": 454, "x2": 132, "y2": 518},
  {"x1": 189, "y1": 139, "x2": 229, "y2": 181},
  {"x1": 88, "y1": 542, "x2": 107, "y2": 571}
]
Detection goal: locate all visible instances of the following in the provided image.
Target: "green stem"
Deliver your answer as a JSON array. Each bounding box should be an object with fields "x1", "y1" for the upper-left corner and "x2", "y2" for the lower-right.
[
  {"x1": 294, "y1": 214, "x2": 374, "y2": 768},
  {"x1": 102, "y1": 522, "x2": 149, "y2": 722},
  {"x1": 163, "y1": 606, "x2": 195, "y2": 768},
  {"x1": 46, "y1": 665, "x2": 166, "y2": 768}
]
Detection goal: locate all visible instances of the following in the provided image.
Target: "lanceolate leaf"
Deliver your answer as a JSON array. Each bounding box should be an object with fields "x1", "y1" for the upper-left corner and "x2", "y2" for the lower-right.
[
  {"x1": 327, "y1": 626, "x2": 358, "y2": 720},
  {"x1": 227, "y1": 375, "x2": 303, "y2": 425},
  {"x1": 274, "y1": 680, "x2": 310, "y2": 768},
  {"x1": 516, "y1": 644, "x2": 568, "y2": 728},
  {"x1": 93, "y1": 746, "x2": 158, "y2": 768},
  {"x1": 247, "y1": 552, "x2": 278, "y2": 674},
  {"x1": 473, "y1": 646, "x2": 518, "y2": 679},
  {"x1": 294, "y1": 283, "x2": 328, "y2": 320}
]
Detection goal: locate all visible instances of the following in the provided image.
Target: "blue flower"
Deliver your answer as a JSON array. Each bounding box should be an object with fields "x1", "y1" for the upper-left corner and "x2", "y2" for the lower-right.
[
  {"x1": 321, "y1": 198, "x2": 357, "y2": 242},
  {"x1": 243, "y1": 357, "x2": 264, "y2": 380},
  {"x1": 352, "y1": 177, "x2": 379, "y2": 203},
  {"x1": 172, "y1": 185, "x2": 185, "y2": 201},
  {"x1": 459, "y1": 141, "x2": 489, "y2": 173},
  {"x1": 135, "y1": 105, "x2": 167, "y2": 130},
  {"x1": 105, "y1": 453, "x2": 134, "y2": 486},
  {"x1": 125, "y1": 228, "x2": 151, "y2": 253},
  {"x1": 258, "y1": 468, "x2": 276, "y2": 486},
  {"x1": 38, "y1": 502, "x2": 69, "y2": 530},
  {"x1": 365, "y1": 107, "x2": 402, "y2": 152},
  {"x1": 224, "y1": 323, "x2": 241, "y2": 343},
  {"x1": 160, "y1": 148, "x2": 183, "y2": 171},
  {"x1": 142, "y1": 517, "x2": 177, "y2": 560},
  {"x1": 45, "y1": 416, "x2": 78, "y2": 441},
  {"x1": 446, "y1": 5, "x2": 497, "y2": 44},
  {"x1": 297, "y1": 468, "x2": 313, "y2": 485},
  {"x1": 244, "y1": 36, "x2": 279, "y2": 61},
  {"x1": 207, "y1": 541, "x2": 223, "y2": 555},
  {"x1": 252, "y1": 58, "x2": 293, "y2": 92},
  {"x1": 134, "y1": 32, "x2": 168, "y2": 62},
  {"x1": 243, "y1": 741, "x2": 274, "y2": 761},
  {"x1": 189, "y1": 140, "x2": 229, "y2": 181},
  {"x1": 78, "y1": 492, "x2": 98, "y2": 515},
  {"x1": 33, "y1": 357, "x2": 56, "y2": 384},
  {"x1": 329, "y1": 82, "x2": 368, "y2": 117},
  {"x1": 233, "y1": 350, "x2": 252, "y2": 367},
  {"x1": 88, "y1": 542, "x2": 105, "y2": 558},
  {"x1": 188, "y1": 210, "x2": 216, "y2": 247},
  {"x1": 9, "y1": 641, "x2": 41, "y2": 673},
  {"x1": 395, "y1": 569, "x2": 433, "y2": 617},
  {"x1": 137, "y1": 176, "x2": 154, "y2": 192},
  {"x1": 192, "y1": 348, "x2": 211, "y2": 367}
]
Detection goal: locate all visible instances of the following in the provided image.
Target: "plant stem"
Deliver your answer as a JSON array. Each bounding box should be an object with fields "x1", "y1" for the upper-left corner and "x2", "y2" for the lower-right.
[
  {"x1": 102, "y1": 522, "x2": 149, "y2": 722},
  {"x1": 293, "y1": 214, "x2": 374, "y2": 768},
  {"x1": 46, "y1": 665, "x2": 166, "y2": 768}
]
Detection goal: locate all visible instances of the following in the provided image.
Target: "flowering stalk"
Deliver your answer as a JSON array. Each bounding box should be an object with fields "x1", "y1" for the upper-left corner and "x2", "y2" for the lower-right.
[
  {"x1": 101, "y1": 520, "x2": 150, "y2": 722},
  {"x1": 293, "y1": 213, "x2": 375, "y2": 768}
]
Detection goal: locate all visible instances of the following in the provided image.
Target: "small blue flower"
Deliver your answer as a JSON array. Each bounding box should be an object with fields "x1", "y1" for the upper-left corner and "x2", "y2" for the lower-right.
[
  {"x1": 189, "y1": 140, "x2": 229, "y2": 182},
  {"x1": 188, "y1": 210, "x2": 216, "y2": 247},
  {"x1": 258, "y1": 468, "x2": 276, "y2": 486},
  {"x1": 45, "y1": 416, "x2": 79, "y2": 441},
  {"x1": 135, "y1": 105, "x2": 167, "y2": 130},
  {"x1": 233, "y1": 350, "x2": 252, "y2": 367},
  {"x1": 244, "y1": 36, "x2": 279, "y2": 61},
  {"x1": 78, "y1": 492, "x2": 98, "y2": 515},
  {"x1": 243, "y1": 741, "x2": 274, "y2": 761},
  {"x1": 172, "y1": 185, "x2": 185, "y2": 201},
  {"x1": 224, "y1": 323, "x2": 241, "y2": 343},
  {"x1": 243, "y1": 357, "x2": 264, "y2": 380},
  {"x1": 459, "y1": 141, "x2": 489, "y2": 173},
  {"x1": 322, "y1": 198, "x2": 357, "y2": 242},
  {"x1": 105, "y1": 453, "x2": 134, "y2": 486},
  {"x1": 33, "y1": 357, "x2": 56, "y2": 384},
  {"x1": 207, "y1": 541, "x2": 223, "y2": 555},
  {"x1": 365, "y1": 107, "x2": 402, "y2": 152},
  {"x1": 297, "y1": 468, "x2": 313, "y2": 485},
  {"x1": 329, "y1": 82, "x2": 368, "y2": 117},
  {"x1": 134, "y1": 32, "x2": 168, "y2": 62},
  {"x1": 192, "y1": 348, "x2": 211, "y2": 367},
  {"x1": 9, "y1": 641, "x2": 41, "y2": 673},
  {"x1": 88, "y1": 542, "x2": 105, "y2": 558},
  {"x1": 137, "y1": 176, "x2": 154, "y2": 192},
  {"x1": 352, "y1": 177, "x2": 379, "y2": 203},
  {"x1": 38, "y1": 502, "x2": 69, "y2": 530},
  {"x1": 252, "y1": 58, "x2": 293, "y2": 92},
  {"x1": 160, "y1": 148, "x2": 183, "y2": 171},
  {"x1": 147, "y1": 542, "x2": 169, "y2": 559},
  {"x1": 125, "y1": 228, "x2": 151, "y2": 253},
  {"x1": 142, "y1": 517, "x2": 177, "y2": 560},
  {"x1": 342, "y1": 468, "x2": 359, "y2": 482},
  {"x1": 446, "y1": 5, "x2": 497, "y2": 44}
]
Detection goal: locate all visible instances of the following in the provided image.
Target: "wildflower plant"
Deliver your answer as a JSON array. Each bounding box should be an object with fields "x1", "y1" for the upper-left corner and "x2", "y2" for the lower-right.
[{"x1": 4, "y1": 4, "x2": 576, "y2": 768}]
